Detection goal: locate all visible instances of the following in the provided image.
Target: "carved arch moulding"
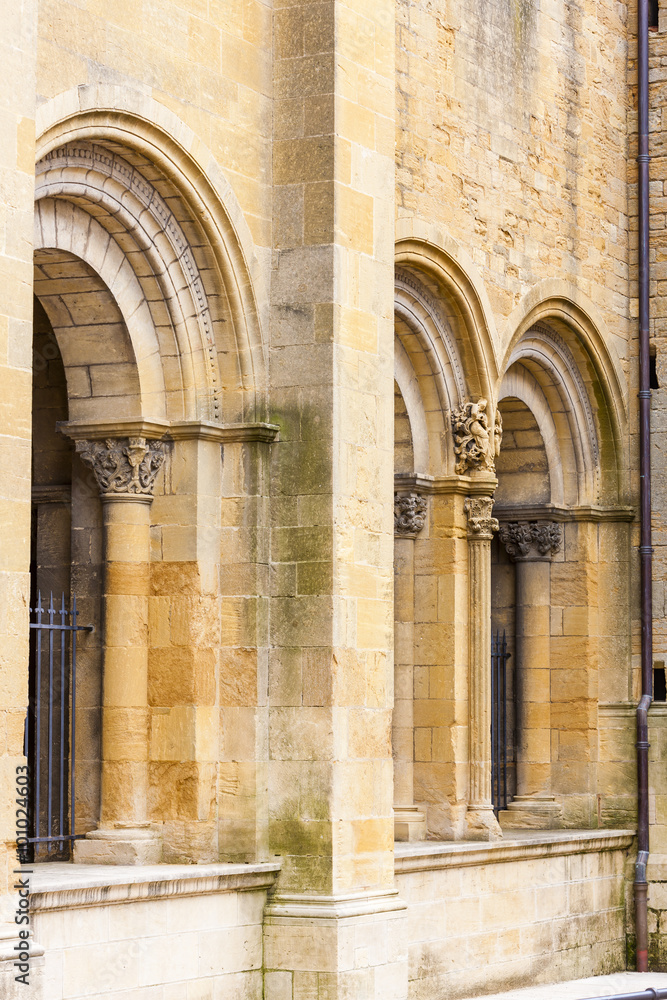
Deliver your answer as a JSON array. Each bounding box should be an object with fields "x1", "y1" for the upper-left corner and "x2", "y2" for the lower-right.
[{"x1": 34, "y1": 87, "x2": 269, "y2": 425}]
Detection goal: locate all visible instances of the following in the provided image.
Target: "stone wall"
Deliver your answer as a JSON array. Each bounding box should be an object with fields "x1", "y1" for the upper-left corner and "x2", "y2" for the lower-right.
[
  {"x1": 0, "y1": 0, "x2": 37, "y2": 972},
  {"x1": 395, "y1": 831, "x2": 633, "y2": 999},
  {"x1": 30, "y1": 862, "x2": 279, "y2": 1000},
  {"x1": 396, "y1": 0, "x2": 632, "y2": 352}
]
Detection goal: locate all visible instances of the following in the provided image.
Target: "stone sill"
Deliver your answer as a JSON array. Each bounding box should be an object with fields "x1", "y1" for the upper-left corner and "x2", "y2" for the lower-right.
[
  {"x1": 601, "y1": 701, "x2": 667, "y2": 716},
  {"x1": 28, "y1": 861, "x2": 281, "y2": 912},
  {"x1": 394, "y1": 829, "x2": 635, "y2": 873}
]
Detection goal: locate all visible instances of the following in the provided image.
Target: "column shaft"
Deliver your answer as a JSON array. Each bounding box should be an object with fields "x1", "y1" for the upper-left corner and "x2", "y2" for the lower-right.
[
  {"x1": 393, "y1": 534, "x2": 415, "y2": 808},
  {"x1": 99, "y1": 497, "x2": 151, "y2": 828},
  {"x1": 498, "y1": 520, "x2": 562, "y2": 829},
  {"x1": 515, "y1": 559, "x2": 551, "y2": 795},
  {"x1": 464, "y1": 496, "x2": 501, "y2": 840},
  {"x1": 468, "y1": 535, "x2": 493, "y2": 808},
  {"x1": 72, "y1": 435, "x2": 166, "y2": 863}
]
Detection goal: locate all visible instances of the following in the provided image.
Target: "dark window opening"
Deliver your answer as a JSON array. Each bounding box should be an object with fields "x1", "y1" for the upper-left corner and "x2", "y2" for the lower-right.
[
  {"x1": 654, "y1": 664, "x2": 666, "y2": 701},
  {"x1": 650, "y1": 351, "x2": 660, "y2": 390},
  {"x1": 650, "y1": 0, "x2": 659, "y2": 31}
]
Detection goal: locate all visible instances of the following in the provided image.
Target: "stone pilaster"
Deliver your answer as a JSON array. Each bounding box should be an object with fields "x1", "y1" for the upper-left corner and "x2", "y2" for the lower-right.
[
  {"x1": 498, "y1": 520, "x2": 563, "y2": 830},
  {"x1": 266, "y1": 1, "x2": 405, "y2": 997},
  {"x1": 464, "y1": 496, "x2": 502, "y2": 840},
  {"x1": 73, "y1": 437, "x2": 166, "y2": 864},
  {"x1": 393, "y1": 493, "x2": 426, "y2": 842}
]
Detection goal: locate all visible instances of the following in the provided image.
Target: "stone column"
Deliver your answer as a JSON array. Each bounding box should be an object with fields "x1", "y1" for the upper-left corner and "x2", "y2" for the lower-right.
[
  {"x1": 393, "y1": 492, "x2": 427, "y2": 841},
  {"x1": 73, "y1": 436, "x2": 166, "y2": 864},
  {"x1": 498, "y1": 520, "x2": 563, "y2": 829},
  {"x1": 464, "y1": 496, "x2": 502, "y2": 840}
]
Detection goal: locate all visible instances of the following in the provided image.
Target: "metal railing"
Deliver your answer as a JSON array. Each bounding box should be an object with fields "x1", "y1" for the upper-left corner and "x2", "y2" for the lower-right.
[
  {"x1": 582, "y1": 991, "x2": 667, "y2": 1000},
  {"x1": 25, "y1": 592, "x2": 92, "y2": 856},
  {"x1": 491, "y1": 628, "x2": 511, "y2": 815}
]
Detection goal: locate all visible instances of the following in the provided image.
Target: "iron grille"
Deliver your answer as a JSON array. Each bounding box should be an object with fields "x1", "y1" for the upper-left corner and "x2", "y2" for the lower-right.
[
  {"x1": 25, "y1": 592, "x2": 92, "y2": 857},
  {"x1": 491, "y1": 628, "x2": 511, "y2": 815}
]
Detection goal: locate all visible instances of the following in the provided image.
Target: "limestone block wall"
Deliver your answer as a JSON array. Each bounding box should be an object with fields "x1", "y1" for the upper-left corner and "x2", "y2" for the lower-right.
[
  {"x1": 395, "y1": 831, "x2": 633, "y2": 1000},
  {"x1": 396, "y1": 0, "x2": 632, "y2": 353},
  {"x1": 0, "y1": 0, "x2": 37, "y2": 962},
  {"x1": 30, "y1": 862, "x2": 279, "y2": 1000},
  {"x1": 600, "y1": 706, "x2": 667, "y2": 966},
  {"x1": 36, "y1": 0, "x2": 273, "y2": 268}
]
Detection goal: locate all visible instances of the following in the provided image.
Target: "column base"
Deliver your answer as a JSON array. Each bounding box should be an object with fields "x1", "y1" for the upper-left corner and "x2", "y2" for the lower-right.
[
  {"x1": 499, "y1": 794, "x2": 563, "y2": 830},
  {"x1": 393, "y1": 805, "x2": 426, "y2": 842},
  {"x1": 73, "y1": 826, "x2": 162, "y2": 865},
  {"x1": 465, "y1": 805, "x2": 503, "y2": 841},
  {"x1": 264, "y1": 890, "x2": 408, "y2": 1000}
]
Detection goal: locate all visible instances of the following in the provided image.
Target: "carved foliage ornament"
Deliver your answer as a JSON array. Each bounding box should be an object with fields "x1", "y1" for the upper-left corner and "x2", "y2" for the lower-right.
[
  {"x1": 452, "y1": 398, "x2": 499, "y2": 476},
  {"x1": 77, "y1": 437, "x2": 166, "y2": 498},
  {"x1": 464, "y1": 496, "x2": 499, "y2": 539},
  {"x1": 499, "y1": 521, "x2": 562, "y2": 560},
  {"x1": 394, "y1": 492, "x2": 428, "y2": 536}
]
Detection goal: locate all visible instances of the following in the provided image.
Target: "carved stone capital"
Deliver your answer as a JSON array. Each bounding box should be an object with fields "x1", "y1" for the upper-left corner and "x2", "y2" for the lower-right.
[
  {"x1": 452, "y1": 398, "x2": 495, "y2": 476},
  {"x1": 498, "y1": 520, "x2": 562, "y2": 561},
  {"x1": 76, "y1": 437, "x2": 166, "y2": 500},
  {"x1": 464, "y1": 496, "x2": 499, "y2": 540},
  {"x1": 394, "y1": 492, "x2": 427, "y2": 537}
]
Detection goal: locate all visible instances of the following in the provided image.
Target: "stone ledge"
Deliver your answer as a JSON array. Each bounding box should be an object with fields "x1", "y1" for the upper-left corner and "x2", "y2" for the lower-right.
[
  {"x1": 28, "y1": 861, "x2": 281, "y2": 912},
  {"x1": 394, "y1": 829, "x2": 635, "y2": 873},
  {"x1": 264, "y1": 888, "x2": 407, "y2": 921},
  {"x1": 58, "y1": 418, "x2": 280, "y2": 443}
]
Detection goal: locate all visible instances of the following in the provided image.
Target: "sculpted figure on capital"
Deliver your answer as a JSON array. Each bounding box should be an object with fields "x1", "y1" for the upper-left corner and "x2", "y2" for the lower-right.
[{"x1": 452, "y1": 398, "x2": 497, "y2": 475}]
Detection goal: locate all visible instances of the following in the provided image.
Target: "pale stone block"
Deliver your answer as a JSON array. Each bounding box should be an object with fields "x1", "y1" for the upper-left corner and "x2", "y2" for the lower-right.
[
  {"x1": 265, "y1": 970, "x2": 293, "y2": 1000},
  {"x1": 138, "y1": 931, "x2": 200, "y2": 985},
  {"x1": 199, "y1": 925, "x2": 262, "y2": 975},
  {"x1": 165, "y1": 892, "x2": 238, "y2": 933}
]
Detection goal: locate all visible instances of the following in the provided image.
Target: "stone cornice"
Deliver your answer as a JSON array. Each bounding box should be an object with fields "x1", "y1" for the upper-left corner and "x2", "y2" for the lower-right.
[
  {"x1": 493, "y1": 503, "x2": 634, "y2": 523},
  {"x1": 28, "y1": 862, "x2": 281, "y2": 912},
  {"x1": 395, "y1": 472, "x2": 498, "y2": 497},
  {"x1": 264, "y1": 888, "x2": 406, "y2": 920},
  {"x1": 31, "y1": 484, "x2": 72, "y2": 504},
  {"x1": 393, "y1": 829, "x2": 635, "y2": 874},
  {"x1": 58, "y1": 419, "x2": 280, "y2": 444}
]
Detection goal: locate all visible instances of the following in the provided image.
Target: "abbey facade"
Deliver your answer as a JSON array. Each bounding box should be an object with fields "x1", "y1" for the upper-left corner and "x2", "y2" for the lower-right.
[{"x1": 1, "y1": 1, "x2": 666, "y2": 998}]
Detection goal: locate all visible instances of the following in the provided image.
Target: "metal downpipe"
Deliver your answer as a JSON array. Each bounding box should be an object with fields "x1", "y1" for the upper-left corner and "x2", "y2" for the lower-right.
[{"x1": 636, "y1": 0, "x2": 653, "y2": 975}]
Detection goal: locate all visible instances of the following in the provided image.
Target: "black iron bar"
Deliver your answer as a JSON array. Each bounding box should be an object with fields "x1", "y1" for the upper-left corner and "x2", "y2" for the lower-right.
[
  {"x1": 59, "y1": 593, "x2": 66, "y2": 849},
  {"x1": 496, "y1": 635, "x2": 501, "y2": 810},
  {"x1": 491, "y1": 631, "x2": 497, "y2": 812},
  {"x1": 71, "y1": 594, "x2": 78, "y2": 845},
  {"x1": 47, "y1": 593, "x2": 55, "y2": 852},
  {"x1": 502, "y1": 631, "x2": 508, "y2": 811},
  {"x1": 34, "y1": 592, "x2": 42, "y2": 857},
  {"x1": 27, "y1": 592, "x2": 92, "y2": 852}
]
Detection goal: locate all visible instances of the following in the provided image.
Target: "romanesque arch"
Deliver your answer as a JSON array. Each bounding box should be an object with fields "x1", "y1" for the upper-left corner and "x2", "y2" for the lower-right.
[
  {"x1": 492, "y1": 291, "x2": 631, "y2": 830},
  {"x1": 28, "y1": 94, "x2": 273, "y2": 865},
  {"x1": 36, "y1": 85, "x2": 269, "y2": 425}
]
